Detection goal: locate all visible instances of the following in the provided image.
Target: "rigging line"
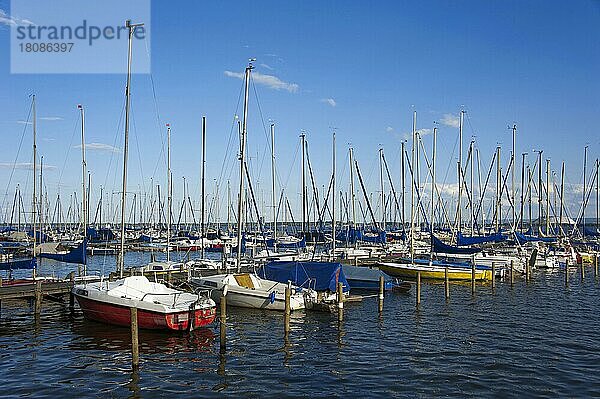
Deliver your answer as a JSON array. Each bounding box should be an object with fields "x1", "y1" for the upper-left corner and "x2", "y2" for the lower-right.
[
  {"x1": 217, "y1": 80, "x2": 245, "y2": 187},
  {"x1": 143, "y1": 35, "x2": 167, "y2": 183},
  {"x1": 57, "y1": 113, "x2": 80, "y2": 185},
  {"x1": 102, "y1": 96, "x2": 126, "y2": 194},
  {"x1": 130, "y1": 103, "x2": 147, "y2": 196},
  {"x1": 1, "y1": 99, "x2": 33, "y2": 222},
  {"x1": 250, "y1": 78, "x2": 271, "y2": 183}
]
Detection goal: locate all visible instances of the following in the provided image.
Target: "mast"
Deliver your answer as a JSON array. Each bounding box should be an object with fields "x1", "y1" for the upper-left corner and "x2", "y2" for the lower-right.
[
  {"x1": 201, "y1": 116, "x2": 206, "y2": 258},
  {"x1": 596, "y1": 158, "x2": 599, "y2": 231},
  {"x1": 118, "y1": 19, "x2": 143, "y2": 277},
  {"x1": 537, "y1": 150, "x2": 543, "y2": 235},
  {"x1": 300, "y1": 132, "x2": 306, "y2": 234},
  {"x1": 401, "y1": 140, "x2": 406, "y2": 231},
  {"x1": 469, "y1": 139, "x2": 474, "y2": 234},
  {"x1": 166, "y1": 124, "x2": 171, "y2": 262},
  {"x1": 545, "y1": 159, "x2": 550, "y2": 235},
  {"x1": 227, "y1": 180, "x2": 231, "y2": 234},
  {"x1": 236, "y1": 60, "x2": 253, "y2": 271},
  {"x1": 527, "y1": 165, "x2": 532, "y2": 230},
  {"x1": 520, "y1": 153, "x2": 527, "y2": 231},
  {"x1": 559, "y1": 162, "x2": 565, "y2": 234},
  {"x1": 583, "y1": 145, "x2": 588, "y2": 238},
  {"x1": 270, "y1": 123, "x2": 276, "y2": 248},
  {"x1": 495, "y1": 146, "x2": 501, "y2": 232},
  {"x1": 457, "y1": 110, "x2": 464, "y2": 232},
  {"x1": 78, "y1": 104, "x2": 87, "y2": 241},
  {"x1": 511, "y1": 124, "x2": 516, "y2": 230},
  {"x1": 32, "y1": 94, "x2": 37, "y2": 276},
  {"x1": 349, "y1": 146, "x2": 357, "y2": 248},
  {"x1": 410, "y1": 111, "x2": 416, "y2": 260},
  {"x1": 379, "y1": 147, "x2": 385, "y2": 230},
  {"x1": 431, "y1": 126, "x2": 437, "y2": 235},
  {"x1": 332, "y1": 130, "x2": 336, "y2": 256}
]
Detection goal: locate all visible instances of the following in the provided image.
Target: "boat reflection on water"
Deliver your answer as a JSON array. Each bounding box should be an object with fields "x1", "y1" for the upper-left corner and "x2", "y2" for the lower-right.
[{"x1": 68, "y1": 317, "x2": 216, "y2": 355}]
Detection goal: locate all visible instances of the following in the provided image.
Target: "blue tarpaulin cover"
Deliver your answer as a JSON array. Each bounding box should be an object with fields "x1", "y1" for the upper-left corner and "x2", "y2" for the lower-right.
[
  {"x1": 514, "y1": 231, "x2": 557, "y2": 244},
  {"x1": 432, "y1": 234, "x2": 482, "y2": 254},
  {"x1": 39, "y1": 240, "x2": 87, "y2": 265},
  {"x1": 457, "y1": 232, "x2": 507, "y2": 246},
  {"x1": 0, "y1": 257, "x2": 36, "y2": 271},
  {"x1": 258, "y1": 261, "x2": 349, "y2": 292},
  {"x1": 266, "y1": 237, "x2": 306, "y2": 249}
]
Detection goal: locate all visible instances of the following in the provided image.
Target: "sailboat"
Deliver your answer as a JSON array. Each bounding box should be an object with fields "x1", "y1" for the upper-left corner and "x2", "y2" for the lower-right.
[
  {"x1": 73, "y1": 20, "x2": 216, "y2": 330},
  {"x1": 191, "y1": 60, "x2": 307, "y2": 311}
]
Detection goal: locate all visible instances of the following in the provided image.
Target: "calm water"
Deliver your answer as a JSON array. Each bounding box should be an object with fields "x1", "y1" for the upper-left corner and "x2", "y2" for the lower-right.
[{"x1": 2, "y1": 253, "x2": 600, "y2": 398}]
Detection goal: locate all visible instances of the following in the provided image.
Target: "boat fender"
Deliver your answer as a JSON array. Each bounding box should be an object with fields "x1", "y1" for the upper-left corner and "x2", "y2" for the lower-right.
[
  {"x1": 222, "y1": 284, "x2": 229, "y2": 297},
  {"x1": 269, "y1": 291, "x2": 276, "y2": 304}
]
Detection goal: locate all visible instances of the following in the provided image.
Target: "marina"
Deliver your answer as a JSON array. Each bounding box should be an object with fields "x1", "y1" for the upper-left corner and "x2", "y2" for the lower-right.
[{"x1": 2, "y1": 1, "x2": 600, "y2": 397}]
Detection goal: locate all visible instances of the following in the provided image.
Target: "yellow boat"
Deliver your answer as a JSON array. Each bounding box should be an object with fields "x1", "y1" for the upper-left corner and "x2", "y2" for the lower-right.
[{"x1": 378, "y1": 262, "x2": 493, "y2": 281}]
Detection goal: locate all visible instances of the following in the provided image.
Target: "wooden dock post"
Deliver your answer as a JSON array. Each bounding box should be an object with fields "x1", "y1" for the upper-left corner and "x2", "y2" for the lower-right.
[
  {"x1": 565, "y1": 258, "x2": 569, "y2": 287},
  {"x1": 284, "y1": 285, "x2": 291, "y2": 334},
  {"x1": 510, "y1": 260, "x2": 514, "y2": 286},
  {"x1": 219, "y1": 296, "x2": 227, "y2": 353},
  {"x1": 471, "y1": 262, "x2": 476, "y2": 295},
  {"x1": 130, "y1": 307, "x2": 139, "y2": 370},
  {"x1": 444, "y1": 267, "x2": 449, "y2": 299},
  {"x1": 69, "y1": 272, "x2": 75, "y2": 311},
  {"x1": 378, "y1": 276, "x2": 384, "y2": 313},
  {"x1": 337, "y1": 282, "x2": 344, "y2": 322},
  {"x1": 416, "y1": 271, "x2": 421, "y2": 306},
  {"x1": 491, "y1": 262, "x2": 496, "y2": 290},
  {"x1": 581, "y1": 259, "x2": 585, "y2": 281},
  {"x1": 34, "y1": 280, "x2": 42, "y2": 315},
  {"x1": 167, "y1": 271, "x2": 172, "y2": 286}
]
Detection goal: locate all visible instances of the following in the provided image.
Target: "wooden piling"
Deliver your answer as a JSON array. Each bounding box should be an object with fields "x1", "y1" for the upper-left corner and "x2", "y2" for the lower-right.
[
  {"x1": 510, "y1": 260, "x2": 514, "y2": 286},
  {"x1": 167, "y1": 271, "x2": 172, "y2": 286},
  {"x1": 337, "y1": 282, "x2": 344, "y2": 322},
  {"x1": 565, "y1": 258, "x2": 569, "y2": 287},
  {"x1": 581, "y1": 260, "x2": 585, "y2": 281},
  {"x1": 595, "y1": 255, "x2": 598, "y2": 279},
  {"x1": 130, "y1": 307, "x2": 139, "y2": 370},
  {"x1": 284, "y1": 286, "x2": 291, "y2": 334},
  {"x1": 491, "y1": 262, "x2": 496, "y2": 290},
  {"x1": 471, "y1": 262, "x2": 476, "y2": 295},
  {"x1": 34, "y1": 280, "x2": 42, "y2": 315},
  {"x1": 416, "y1": 271, "x2": 421, "y2": 306},
  {"x1": 378, "y1": 276, "x2": 384, "y2": 313},
  {"x1": 444, "y1": 267, "x2": 449, "y2": 299},
  {"x1": 219, "y1": 296, "x2": 227, "y2": 353}
]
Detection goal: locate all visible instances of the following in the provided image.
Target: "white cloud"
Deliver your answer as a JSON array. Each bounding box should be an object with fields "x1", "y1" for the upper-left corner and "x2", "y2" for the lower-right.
[
  {"x1": 0, "y1": 162, "x2": 56, "y2": 171},
  {"x1": 320, "y1": 98, "x2": 336, "y2": 107},
  {"x1": 74, "y1": 142, "x2": 121, "y2": 153},
  {"x1": 40, "y1": 116, "x2": 63, "y2": 121},
  {"x1": 260, "y1": 63, "x2": 274, "y2": 71},
  {"x1": 17, "y1": 120, "x2": 32, "y2": 125},
  {"x1": 441, "y1": 113, "x2": 460, "y2": 128},
  {"x1": 386, "y1": 126, "x2": 394, "y2": 133},
  {"x1": 401, "y1": 128, "x2": 432, "y2": 140},
  {"x1": 224, "y1": 70, "x2": 299, "y2": 93},
  {"x1": 0, "y1": 9, "x2": 34, "y2": 27}
]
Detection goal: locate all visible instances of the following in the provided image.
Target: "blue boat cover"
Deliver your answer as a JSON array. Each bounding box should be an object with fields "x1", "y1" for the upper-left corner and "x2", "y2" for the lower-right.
[
  {"x1": 87, "y1": 227, "x2": 115, "y2": 242},
  {"x1": 584, "y1": 227, "x2": 600, "y2": 237},
  {"x1": 0, "y1": 257, "x2": 36, "y2": 270},
  {"x1": 39, "y1": 240, "x2": 87, "y2": 265},
  {"x1": 361, "y1": 230, "x2": 387, "y2": 244},
  {"x1": 457, "y1": 232, "x2": 507, "y2": 246},
  {"x1": 258, "y1": 261, "x2": 349, "y2": 292},
  {"x1": 514, "y1": 231, "x2": 557, "y2": 244},
  {"x1": 431, "y1": 234, "x2": 481, "y2": 254},
  {"x1": 336, "y1": 227, "x2": 362, "y2": 244},
  {"x1": 266, "y1": 237, "x2": 306, "y2": 249}
]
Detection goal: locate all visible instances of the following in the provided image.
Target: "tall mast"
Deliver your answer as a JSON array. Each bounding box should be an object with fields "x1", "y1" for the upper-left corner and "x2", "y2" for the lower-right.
[
  {"x1": 78, "y1": 104, "x2": 87, "y2": 239},
  {"x1": 537, "y1": 150, "x2": 543, "y2": 235},
  {"x1": 236, "y1": 60, "x2": 253, "y2": 271},
  {"x1": 431, "y1": 126, "x2": 437, "y2": 235},
  {"x1": 583, "y1": 145, "x2": 588, "y2": 238},
  {"x1": 32, "y1": 94, "x2": 37, "y2": 276},
  {"x1": 227, "y1": 180, "x2": 231, "y2": 234},
  {"x1": 511, "y1": 124, "x2": 516, "y2": 231},
  {"x1": 495, "y1": 146, "x2": 501, "y2": 232},
  {"x1": 410, "y1": 111, "x2": 416, "y2": 260},
  {"x1": 300, "y1": 132, "x2": 306, "y2": 234},
  {"x1": 201, "y1": 116, "x2": 206, "y2": 258},
  {"x1": 457, "y1": 110, "x2": 464, "y2": 232},
  {"x1": 520, "y1": 153, "x2": 527, "y2": 231},
  {"x1": 118, "y1": 20, "x2": 143, "y2": 277},
  {"x1": 596, "y1": 158, "x2": 599, "y2": 231},
  {"x1": 527, "y1": 165, "x2": 532, "y2": 230},
  {"x1": 270, "y1": 123, "x2": 277, "y2": 247},
  {"x1": 166, "y1": 124, "x2": 171, "y2": 262},
  {"x1": 559, "y1": 162, "x2": 565, "y2": 233},
  {"x1": 349, "y1": 146, "x2": 357, "y2": 249},
  {"x1": 379, "y1": 147, "x2": 385, "y2": 230},
  {"x1": 332, "y1": 130, "x2": 336, "y2": 256},
  {"x1": 545, "y1": 158, "x2": 550, "y2": 235},
  {"x1": 469, "y1": 139, "x2": 474, "y2": 234},
  {"x1": 401, "y1": 140, "x2": 406, "y2": 230}
]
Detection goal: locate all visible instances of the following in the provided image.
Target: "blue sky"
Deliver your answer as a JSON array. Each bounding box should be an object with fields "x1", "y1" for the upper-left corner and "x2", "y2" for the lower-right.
[{"x1": 0, "y1": 1, "x2": 599, "y2": 223}]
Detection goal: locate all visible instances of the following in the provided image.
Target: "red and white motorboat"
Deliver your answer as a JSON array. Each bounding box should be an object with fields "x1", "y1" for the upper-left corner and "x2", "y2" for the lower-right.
[{"x1": 72, "y1": 276, "x2": 216, "y2": 331}]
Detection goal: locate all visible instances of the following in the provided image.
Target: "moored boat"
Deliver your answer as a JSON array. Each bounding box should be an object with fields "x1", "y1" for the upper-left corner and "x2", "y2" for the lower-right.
[{"x1": 73, "y1": 276, "x2": 216, "y2": 331}]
